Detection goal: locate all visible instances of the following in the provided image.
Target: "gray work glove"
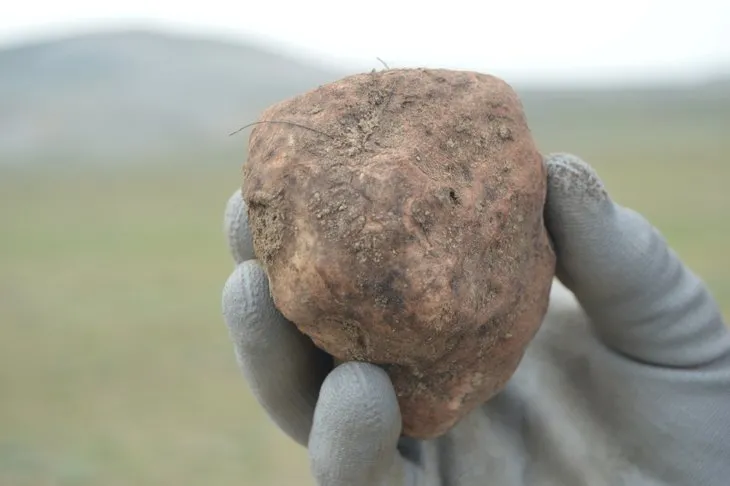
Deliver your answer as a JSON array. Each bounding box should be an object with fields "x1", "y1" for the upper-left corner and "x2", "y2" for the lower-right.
[{"x1": 222, "y1": 153, "x2": 730, "y2": 486}]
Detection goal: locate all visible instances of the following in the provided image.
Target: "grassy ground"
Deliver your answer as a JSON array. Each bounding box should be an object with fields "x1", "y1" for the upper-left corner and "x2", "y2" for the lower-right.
[{"x1": 1, "y1": 113, "x2": 729, "y2": 485}]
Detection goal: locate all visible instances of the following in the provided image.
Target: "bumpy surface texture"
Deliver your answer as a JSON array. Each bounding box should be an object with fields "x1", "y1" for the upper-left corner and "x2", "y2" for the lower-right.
[{"x1": 242, "y1": 68, "x2": 555, "y2": 439}]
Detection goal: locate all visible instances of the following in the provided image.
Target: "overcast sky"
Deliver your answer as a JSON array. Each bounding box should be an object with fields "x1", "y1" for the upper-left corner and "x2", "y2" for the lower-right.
[{"x1": 2, "y1": 0, "x2": 729, "y2": 85}]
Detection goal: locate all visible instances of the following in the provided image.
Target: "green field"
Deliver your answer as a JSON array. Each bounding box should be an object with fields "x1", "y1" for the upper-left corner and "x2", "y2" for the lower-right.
[{"x1": 2, "y1": 106, "x2": 729, "y2": 485}]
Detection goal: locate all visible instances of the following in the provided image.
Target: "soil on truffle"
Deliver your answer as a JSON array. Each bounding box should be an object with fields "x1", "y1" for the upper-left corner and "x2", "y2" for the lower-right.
[{"x1": 242, "y1": 68, "x2": 555, "y2": 439}]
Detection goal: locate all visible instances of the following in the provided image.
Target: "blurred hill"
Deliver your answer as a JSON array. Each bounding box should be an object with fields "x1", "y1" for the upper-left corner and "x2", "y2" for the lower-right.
[
  {"x1": 0, "y1": 30, "x2": 341, "y2": 164},
  {"x1": 0, "y1": 29, "x2": 728, "y2": 165}
]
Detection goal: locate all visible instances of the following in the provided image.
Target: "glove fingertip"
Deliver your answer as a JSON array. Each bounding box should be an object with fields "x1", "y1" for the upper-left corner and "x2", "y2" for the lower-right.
[
  {"x1": 542, "y1": 153, "x2": 626, "y2": 299},
  {"x1": 222, "y1": 261, "x2": 331, "y2": 447},
  {"x1": 544, "y1": 152, "x2": 611, "y2": 210},
  {"x1": 310, "y1": 362, "x2": 403, "y2": 485},
  {"x1": 224, "y1": 189, "x2": 255, "y2": 264}
]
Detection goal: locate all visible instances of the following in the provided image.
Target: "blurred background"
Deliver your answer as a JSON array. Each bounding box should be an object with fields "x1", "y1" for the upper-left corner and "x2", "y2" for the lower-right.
[{"x1": 1, "y1": 1, "x2": 728, "y2": 484}]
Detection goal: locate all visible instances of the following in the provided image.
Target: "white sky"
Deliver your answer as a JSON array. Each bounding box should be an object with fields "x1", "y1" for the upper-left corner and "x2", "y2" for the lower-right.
[{"x1": 2, "y1": 0, "x2": 729, "y2": 85}]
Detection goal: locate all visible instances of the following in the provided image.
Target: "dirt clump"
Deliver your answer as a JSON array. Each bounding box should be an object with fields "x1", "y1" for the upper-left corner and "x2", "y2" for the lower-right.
[{"x1": 242, "y1": 68, "x2": 555, "y2": 439}]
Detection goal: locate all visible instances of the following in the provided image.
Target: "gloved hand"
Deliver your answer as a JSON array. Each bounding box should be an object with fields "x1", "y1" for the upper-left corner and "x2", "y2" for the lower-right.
[{"x1": 222, "y1": 153, "x2": 730, "y2": 486}]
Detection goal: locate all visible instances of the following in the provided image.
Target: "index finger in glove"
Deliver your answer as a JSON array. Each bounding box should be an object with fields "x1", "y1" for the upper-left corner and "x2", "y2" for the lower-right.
[
  {"x1": 543, "y1": 153, "x2": 730, "y2": 368},
  {"x1": 309, "y1": 362, "x2": 427, "y2": 486},
  {"x1": 224, "y1": 189, "x2": 255, "y2": 264},
  {"x1": 222, "y1": 190, "x2": 332, "y2": 446}
]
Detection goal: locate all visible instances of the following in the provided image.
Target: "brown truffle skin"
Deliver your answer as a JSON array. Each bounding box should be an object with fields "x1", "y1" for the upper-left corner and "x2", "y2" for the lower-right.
[{"x1": 242, "y1": 68, "x2": 555, "y2": 440}]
